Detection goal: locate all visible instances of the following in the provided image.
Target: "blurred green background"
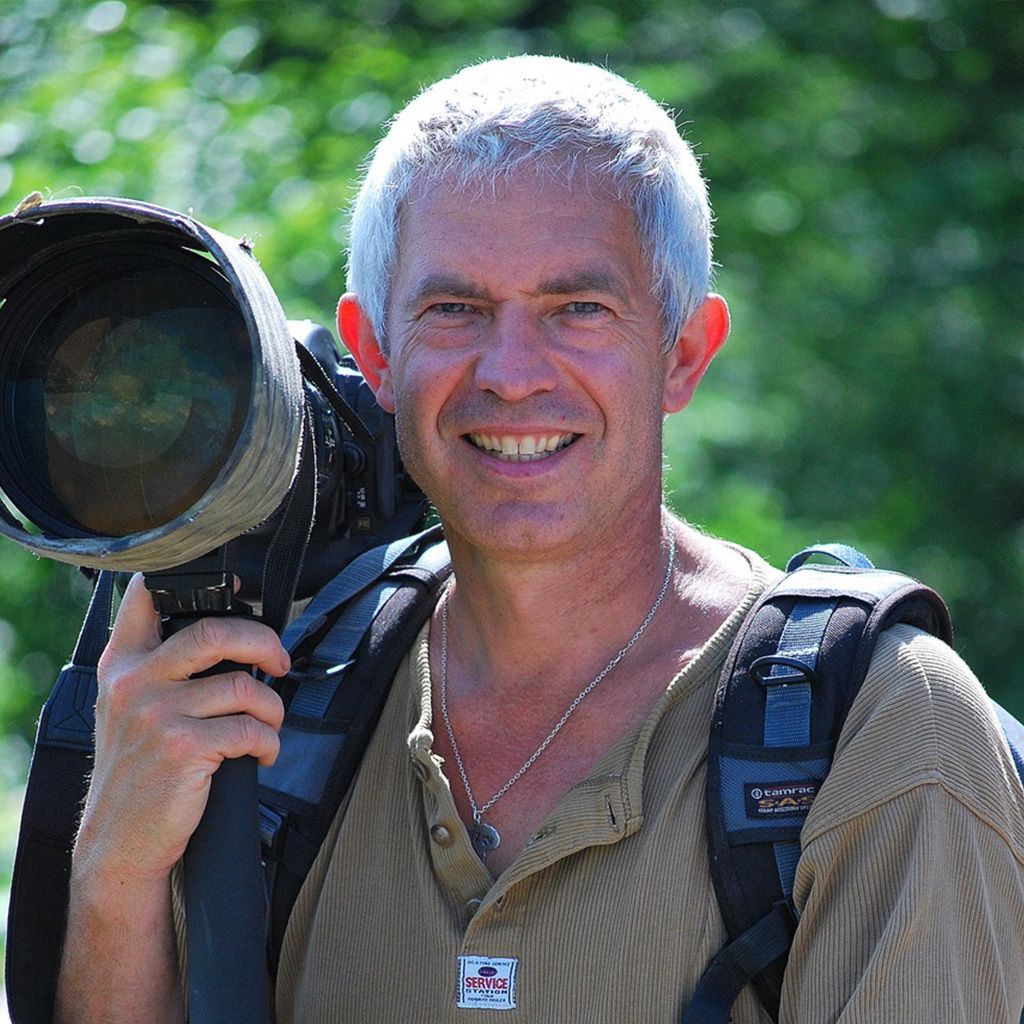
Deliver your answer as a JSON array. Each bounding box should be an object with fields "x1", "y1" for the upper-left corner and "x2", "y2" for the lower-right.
[{"x1": 0, "y1": 0, "x2": 1022, "y2": 983}]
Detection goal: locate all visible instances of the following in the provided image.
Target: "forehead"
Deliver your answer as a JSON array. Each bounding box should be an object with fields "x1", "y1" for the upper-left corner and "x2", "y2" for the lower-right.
[{"x1": 391, "y1": 166, "x2": 651, "y2": 299}]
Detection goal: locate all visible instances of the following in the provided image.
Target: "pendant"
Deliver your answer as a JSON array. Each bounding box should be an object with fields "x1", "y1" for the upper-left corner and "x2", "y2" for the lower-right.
[{"x1": 468, "y1": 820, "x2": 501, "y2": 859}]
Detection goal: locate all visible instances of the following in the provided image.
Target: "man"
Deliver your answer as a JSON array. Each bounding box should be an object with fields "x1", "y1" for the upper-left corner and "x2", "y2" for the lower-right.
[{"x1": 56, "y1": 55, "x2": 1024, "y2": 1023}]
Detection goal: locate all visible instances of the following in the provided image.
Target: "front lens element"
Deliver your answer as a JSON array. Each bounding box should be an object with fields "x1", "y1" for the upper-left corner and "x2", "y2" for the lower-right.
[{"x1": 1, "y1": 245, "x2": 252, "y2": 536}]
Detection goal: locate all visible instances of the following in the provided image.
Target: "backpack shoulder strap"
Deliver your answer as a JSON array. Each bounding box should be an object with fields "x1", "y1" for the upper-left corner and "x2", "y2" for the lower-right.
[
  {"x1": 258, "y1": 525, "x2": 451, "y2": 973},
  {"x1": 5, "y1": 570, "x2": 115, "y2": 1024},
  {"x1": 683, "y1": 546, "x2": 951, "y2": 1024}
]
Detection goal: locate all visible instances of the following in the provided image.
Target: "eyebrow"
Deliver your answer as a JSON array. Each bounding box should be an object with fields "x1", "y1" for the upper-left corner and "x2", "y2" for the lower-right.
[
  {"x1": 404, "y1": 274, "x2": 491, "y2": 310},
  {"x1": 402, "y1": 268, "x2": 630, "y2": 311},
  {"x1": 532, "y1": 270, "x2": 628, "y2": 301}
]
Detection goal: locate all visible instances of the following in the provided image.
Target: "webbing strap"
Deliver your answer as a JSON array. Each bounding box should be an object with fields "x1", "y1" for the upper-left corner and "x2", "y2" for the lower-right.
[
  {"x1": 763, "y1": 684, "x2": 812, "y2": 748},
  {"x1": 69, "y1": 570, "x2": 116, "y2": 670},
  {"x1": 772, "y1": 843, "x2": 801, "y2": 900},
  {"x1": 260, "y1": 409, "x2": 317, "y2": 636},
  {"x1": 680, "y1": 902, "x2": 798, "y2": 1024},
  {"x1": 281, "y1": 526, "x2": 441, "y2": 650},
  {"x1": 762, "y1": 601, "x2": 836, "y2": 747},
  {"x1": 761, "y1": 599, "x2": 836, "y2": 900},
  {"x1": 5, "y1": 572, "x2": 114, "y2": 1024},
  {"x1": 786, "y1": 544, "x2": 874, "y2": 572},
  {"x1": 288, "y1": 580, "x2": 402, "y2": 718},
  {"x1": 995, "y1": 704, "x2": 1024, "y2": 782}
]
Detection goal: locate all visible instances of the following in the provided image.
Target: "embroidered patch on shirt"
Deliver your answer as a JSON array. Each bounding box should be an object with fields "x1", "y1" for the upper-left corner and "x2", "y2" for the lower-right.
[
  {"x1": 456, "y1": 955, "x2": 518, "y2": 1010},
  {"x1": 744, "y1": 780, "x2": 820, "y2": 818}
]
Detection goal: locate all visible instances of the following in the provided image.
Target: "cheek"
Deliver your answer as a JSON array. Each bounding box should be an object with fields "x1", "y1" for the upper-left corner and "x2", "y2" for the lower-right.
[
  {"x1": 391, "y1": 404, "x2": 432, "y2": 494},
  {"x1": 388, "y1": 369, "x2": 445, "y2": 469},
  {"x1": 391, "y1": 346, "x2": 471, "y2": 424}
]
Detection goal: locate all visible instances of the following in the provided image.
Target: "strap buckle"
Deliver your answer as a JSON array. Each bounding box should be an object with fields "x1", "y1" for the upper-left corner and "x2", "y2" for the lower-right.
[
  {"x1": 749, "y1": 655, "x2": 821, "y2": 689},
  {"x1": 285, "y1": 655, "x2": 353, "y2": 685}
]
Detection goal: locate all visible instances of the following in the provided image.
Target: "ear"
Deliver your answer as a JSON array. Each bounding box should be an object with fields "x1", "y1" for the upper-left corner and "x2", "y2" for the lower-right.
[
  {"x1": 337, "y1": 294, "x2": 395, "y2": 413},
  {"x1": 662, "y1": 294, "x2": 730, "y2": 414}
]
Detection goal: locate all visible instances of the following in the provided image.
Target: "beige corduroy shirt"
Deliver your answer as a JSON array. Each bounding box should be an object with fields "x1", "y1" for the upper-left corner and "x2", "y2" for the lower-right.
[{"x1": 272, "y1": 554, "x2": 1024, "y2": 1023}]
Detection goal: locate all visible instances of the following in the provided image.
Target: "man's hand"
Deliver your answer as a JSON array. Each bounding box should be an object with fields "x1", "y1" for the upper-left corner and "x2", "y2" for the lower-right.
[
  {"x1": 55, "y1": 573, "x2": 290, "y2": 1024},
  {"x1": 78, "y1": 572, "x2": 290, "y2": 881}
]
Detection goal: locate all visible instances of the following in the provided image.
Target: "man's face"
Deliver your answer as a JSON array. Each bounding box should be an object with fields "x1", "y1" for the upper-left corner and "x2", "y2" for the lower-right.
[{"x1": 366, "y1": 168, "x2": 691, "y2": 561}]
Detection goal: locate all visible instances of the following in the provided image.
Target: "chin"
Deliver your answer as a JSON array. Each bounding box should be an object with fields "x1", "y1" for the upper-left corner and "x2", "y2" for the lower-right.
[{"x1": 442, "y1": 506, "x2": 590, "y2": 561}]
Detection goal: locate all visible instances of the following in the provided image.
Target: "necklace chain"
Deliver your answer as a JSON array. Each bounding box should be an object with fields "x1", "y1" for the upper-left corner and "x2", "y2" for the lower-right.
[{"x1": 438, "y1": 537, "x2": 676, "y2": 829}]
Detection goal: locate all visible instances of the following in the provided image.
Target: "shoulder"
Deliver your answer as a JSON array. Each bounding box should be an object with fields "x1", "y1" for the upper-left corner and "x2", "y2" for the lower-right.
[{"x1": 802, "y1": 623, "x2": 1024, "y2": 855}]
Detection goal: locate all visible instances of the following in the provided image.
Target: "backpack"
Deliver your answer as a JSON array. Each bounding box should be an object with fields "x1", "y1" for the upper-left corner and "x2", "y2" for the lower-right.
[{"x1": 7, "y1": 535, "x2": 1024, "y2": 1024}]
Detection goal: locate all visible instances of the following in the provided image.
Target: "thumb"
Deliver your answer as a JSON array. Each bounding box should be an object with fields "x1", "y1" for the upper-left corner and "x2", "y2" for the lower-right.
[{"x1": 100, "y1": 572, "x2": 164, "y2": 666}]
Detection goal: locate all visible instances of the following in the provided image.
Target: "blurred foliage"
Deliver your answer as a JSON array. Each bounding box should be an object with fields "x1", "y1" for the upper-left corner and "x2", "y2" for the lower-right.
[{"x1": 0, "y1": 0, "x2": 1021, "y2": 761}]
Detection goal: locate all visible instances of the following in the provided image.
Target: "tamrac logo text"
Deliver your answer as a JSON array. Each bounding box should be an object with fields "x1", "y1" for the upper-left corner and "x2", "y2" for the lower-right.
[{"x1": 744, "y1": 780, "x2": 821, "y2": 819}]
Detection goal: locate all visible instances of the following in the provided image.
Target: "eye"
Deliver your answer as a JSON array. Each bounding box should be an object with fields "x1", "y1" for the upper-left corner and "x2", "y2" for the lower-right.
[
  {"x1": 563, "y1": 300, "x2": 608, "y2": 316},
  {"x1": 430, "y1": 302, "x2": 475, "y2": 315}
]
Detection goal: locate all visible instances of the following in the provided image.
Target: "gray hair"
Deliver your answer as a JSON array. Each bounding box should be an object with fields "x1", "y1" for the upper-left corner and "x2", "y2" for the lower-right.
[{"x1": 346, "y1": 55, "x2": 713, "y2": 353}]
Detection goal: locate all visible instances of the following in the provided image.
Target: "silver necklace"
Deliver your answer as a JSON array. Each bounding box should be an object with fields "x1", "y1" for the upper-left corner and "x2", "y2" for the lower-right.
[{"x1": 438, "y1": 538, "x2": 676, "y2": 860}]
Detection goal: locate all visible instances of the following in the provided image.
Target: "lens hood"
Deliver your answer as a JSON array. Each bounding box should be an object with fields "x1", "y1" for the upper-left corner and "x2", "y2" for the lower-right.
[{"x1": 0, "y1": 196, "x2": 304, "y2": 571}]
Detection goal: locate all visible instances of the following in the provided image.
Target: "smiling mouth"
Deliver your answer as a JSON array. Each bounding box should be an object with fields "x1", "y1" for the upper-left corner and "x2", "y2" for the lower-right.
[{"x1": 466, "y1": 432, "x2": 579, "y2": 462}]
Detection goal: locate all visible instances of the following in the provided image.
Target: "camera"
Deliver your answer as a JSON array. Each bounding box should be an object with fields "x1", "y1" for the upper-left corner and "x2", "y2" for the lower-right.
[{"x1": 0, "y1": 195, "x2": 428, "y2": 599}]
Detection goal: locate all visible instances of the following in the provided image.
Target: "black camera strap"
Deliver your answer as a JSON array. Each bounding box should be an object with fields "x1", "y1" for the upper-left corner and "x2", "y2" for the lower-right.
[
  {"x1": 294, "y1": 341, "x2": 376, "y2": 455},
  {"x1": 260, "y1": 402, "x2": 318, "y2": 635}
]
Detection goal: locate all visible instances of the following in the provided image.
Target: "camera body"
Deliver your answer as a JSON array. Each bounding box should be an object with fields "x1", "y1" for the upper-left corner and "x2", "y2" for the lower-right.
[{"x1": 233, "y1": 319, "x2": 429, "y2": 601}]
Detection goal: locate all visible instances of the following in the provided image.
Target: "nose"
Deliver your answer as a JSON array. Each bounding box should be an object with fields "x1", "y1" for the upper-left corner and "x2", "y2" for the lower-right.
[{"x1": 473, "y1": 307, "x2": 558, "y2": 401}]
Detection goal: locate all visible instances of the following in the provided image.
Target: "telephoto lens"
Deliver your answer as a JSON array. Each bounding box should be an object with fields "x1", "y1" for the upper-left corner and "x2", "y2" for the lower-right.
[{"x1": 0, "y1": 197, "x2": 304, "y2": 571}]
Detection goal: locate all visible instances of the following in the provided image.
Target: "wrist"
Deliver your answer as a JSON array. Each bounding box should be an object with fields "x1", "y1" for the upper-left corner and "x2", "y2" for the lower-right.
[{"x1": 70, "y1": 823, "x2": 174, "y2": 909}]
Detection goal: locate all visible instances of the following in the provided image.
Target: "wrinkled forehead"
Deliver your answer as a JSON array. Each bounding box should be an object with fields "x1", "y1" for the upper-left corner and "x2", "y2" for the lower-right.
[
  {"x1": 401, "y1": 160, "x2": 640, "y2": 244},
  {"x1": 397, "y1": 157, "x2": 641, "y2": 264}
]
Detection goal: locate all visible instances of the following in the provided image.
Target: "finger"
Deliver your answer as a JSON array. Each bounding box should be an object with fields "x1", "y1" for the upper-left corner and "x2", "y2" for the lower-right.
[
  {"x1": 101, "y1": 573, "x2": 165, "y2": 664},
  {"x1": 138, "y1": 613, "x2": 291, "y2": 682},
  {"x1": 182, "y1": 670, "x2": 285, "y2": 731},
  {"x1": 193, "y1": 713, "x2": 282, "y2": 767}
]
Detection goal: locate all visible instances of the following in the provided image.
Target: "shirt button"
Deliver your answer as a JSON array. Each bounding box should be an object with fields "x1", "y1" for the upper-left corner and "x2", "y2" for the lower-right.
[
  {"x1": 430, "y1": 824, "x2": 452, "y2": 846},
  {"x1": 465, "y1": 898, "x2": 482, "y2": 919}
]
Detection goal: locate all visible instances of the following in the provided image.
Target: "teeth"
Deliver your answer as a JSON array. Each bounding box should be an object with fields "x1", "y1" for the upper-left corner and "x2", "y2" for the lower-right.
[{"x1": 468, "y1": 433, "x2": 576, "y2": 461}]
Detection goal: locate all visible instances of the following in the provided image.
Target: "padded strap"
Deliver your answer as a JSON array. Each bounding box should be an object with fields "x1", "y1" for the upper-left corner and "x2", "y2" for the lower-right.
[
  {"x1": 700, "y1": 551, "x2": 953, "y2": 1024},
  {"x1": 760, "y1": 598, "x2": 837, "y2": 899},
  {"x1": 261, "y1": 531, "x2": 450, "y2": 973}
]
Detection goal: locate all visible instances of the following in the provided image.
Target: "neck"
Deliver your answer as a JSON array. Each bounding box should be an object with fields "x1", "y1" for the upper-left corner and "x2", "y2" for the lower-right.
[
  {"x1": 440, "y1": 505, "x2": 687, "y2": 701},
  {"x1": 431, "y1": 506, "x2": 754, "y2": 874}
]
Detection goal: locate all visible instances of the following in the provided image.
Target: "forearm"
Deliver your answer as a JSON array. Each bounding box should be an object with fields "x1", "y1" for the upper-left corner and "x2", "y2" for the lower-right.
[{"x1": 54, "y1": 854, "x2": 184, "y2": 1024}]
